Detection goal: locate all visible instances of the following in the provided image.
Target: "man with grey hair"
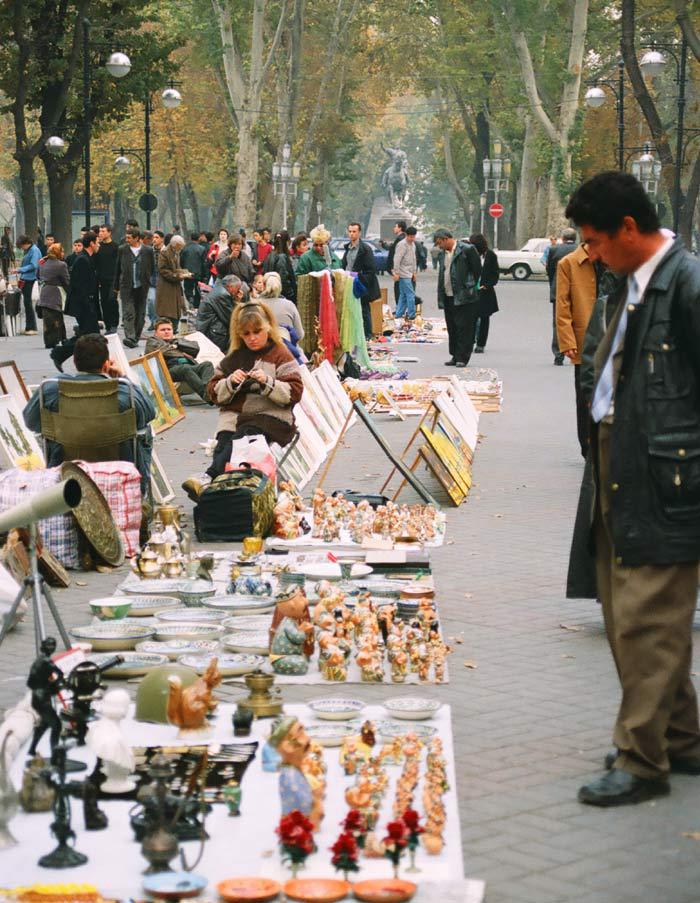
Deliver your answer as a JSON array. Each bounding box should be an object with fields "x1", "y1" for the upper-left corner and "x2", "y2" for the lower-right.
[
  {"x1": 433, "y1": 228, "x2": 482, "y2": 367},
  {"x1": 547, "y1": 227, "x2": 578, "y2": 365},
  {"x1": 195, "y1": 275, "x2": 246, "y2": 353},
  {"x1": 156, "y1": 233, "x2": 189, "y2": 327}
]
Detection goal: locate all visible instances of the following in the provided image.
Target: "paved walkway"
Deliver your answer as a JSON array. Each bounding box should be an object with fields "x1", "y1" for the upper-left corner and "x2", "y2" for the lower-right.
[{"x1": 1, "y1": 271, "x2": 700, "y2": 901}]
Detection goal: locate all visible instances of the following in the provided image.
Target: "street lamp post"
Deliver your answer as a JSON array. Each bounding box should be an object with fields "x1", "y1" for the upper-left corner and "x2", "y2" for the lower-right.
[
  {"x1": 272, "y1": 143, "x2": 301, "y2": 229},
  {"x1": 584, "y1": 52, "x2": 625, "y2": 171},
  {"x1": 301, "y1": 189, "x2": 310, "y2": 232},
  {"x1": 468, "y1": 201, "x2": 475, "y2": 235},
  {"x1": 482, "y1": 140, "x2": 511, "y2": 250},
  {"x1": 316, "y1": 200, "x2": 322, "y2": 226},
  {"x1": 630, "y1": 144, "x2": 662, "y2": 200},
  {"x1": 479, "y1": 193, "x2": 487, "y2": 233}
]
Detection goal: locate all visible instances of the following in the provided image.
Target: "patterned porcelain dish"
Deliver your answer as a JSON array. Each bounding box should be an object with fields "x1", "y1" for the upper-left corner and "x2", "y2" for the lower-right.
[
  {"x1": 222, "y1": 615, "x2": 273, "y2": 633},
  {"x1": 178, "y1": 653, "x2": 265, "y2": 677},
  {"x1": 307, "y1": 697, "x2": 365, "y2": 721},
  {"x1": 125, "y1": 594, "x2": 181, "y2": 617},
  {"x1": 355, "y1": 579, "x2": 403, "y2": 598},
  {"x1": 305, "y1": 722, "x2": 358, "y2": 747},
  {"x1": 383, "y1": 697, "x2": 442, "y2": 721},
  {"x1": 119, "y1": 578, "x2": 216, "y2": 606},
  {"x1": 374, "y1": 720, "x2": 437, "y2": 741},
  {"x1": 88, "y1": 651, "x2": 169, "y2": 678},
  {"x1": 154, "y1": 607, "x2": 227, "y2": 624},
  {"x1": 136, "y1": 639, "x2": 220, "y2": 660},
  {"x1": 153, "y1": 623, "x2": 225, "y2": 642},
  {"x1": 222, "y1": 631, "x2": 270, "y2": 655},
  {"x1": 299, "y1": 562, "x2": 373, "y2": 581},
  {"x1": 216, "y1": 877, "x2": 281, "y2": 903},
  {"x1": 70, "y1": 623, "x2": 154, "y2": 651},
  {"x1": 88, "y1": 596, "x2": 132, "y2": 621},
  {"x1": 203, "y1": 595, "x2": 275, "y2": 615}
]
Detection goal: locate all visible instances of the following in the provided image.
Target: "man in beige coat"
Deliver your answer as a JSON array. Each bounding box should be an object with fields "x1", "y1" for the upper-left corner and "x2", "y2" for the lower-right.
[
  {"x1": 556, "y1": 242, "x2": 599, "y2": 458},
  {"x1": 156, "y1": 234, "x2": 189, "y2": 328}
]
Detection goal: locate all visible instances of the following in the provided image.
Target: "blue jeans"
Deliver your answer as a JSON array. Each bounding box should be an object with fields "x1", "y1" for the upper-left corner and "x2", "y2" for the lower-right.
[
  {"x1": 147, "y1": 286, "x2": 156, "y2": 327},
  {"x1": 396, "y1": 277, "x2": 416, "y2": 318}
]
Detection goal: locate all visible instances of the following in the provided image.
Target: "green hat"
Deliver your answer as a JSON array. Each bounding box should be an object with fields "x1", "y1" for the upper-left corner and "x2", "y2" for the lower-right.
[{"x1": 268, "y1": 716, "x2": 298, "y2": 749}]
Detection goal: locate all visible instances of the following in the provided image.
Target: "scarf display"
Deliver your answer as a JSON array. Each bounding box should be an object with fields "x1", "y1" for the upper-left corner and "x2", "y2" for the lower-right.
[
  {"x1": 296, "y1": 274, "x2": 321, "y2": 356},
  {"x1": 339, "y1": 272, "x2": 370, "y2": 367},
  {"x1": 318, "y1": 270, "x2": 340, "y2": 362}
]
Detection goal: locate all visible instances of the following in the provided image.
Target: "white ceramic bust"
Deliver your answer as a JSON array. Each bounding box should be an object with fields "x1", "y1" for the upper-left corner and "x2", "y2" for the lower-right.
[{"x1": 86, "y1": 688, "x2": 136, "y2": 793}]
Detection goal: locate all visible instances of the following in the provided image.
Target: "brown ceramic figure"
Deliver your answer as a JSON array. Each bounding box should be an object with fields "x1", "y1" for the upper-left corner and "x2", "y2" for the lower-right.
[{"x1": 166, "y1": 658, "x2": 221, "y2": 733}]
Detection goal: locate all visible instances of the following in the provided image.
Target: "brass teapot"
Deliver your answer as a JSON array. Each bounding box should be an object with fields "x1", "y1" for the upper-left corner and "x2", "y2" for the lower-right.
[{"x1": 131, "y1": 548, "x2": 163, "y2": 580}]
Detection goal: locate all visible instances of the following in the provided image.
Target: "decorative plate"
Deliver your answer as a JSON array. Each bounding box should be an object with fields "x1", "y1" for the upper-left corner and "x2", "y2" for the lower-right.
[
  {"x1": 400, "y1": 583, "x2": 434, "y2": 599},
  {"x1": 203, "y1": 594, "x2": 276, "y2": 614},
  {"x1": 88, "y1": 596, "x2": 132, "y2": 620},
  {"x1": 356, "y1": 579, "x2": 403, "y2": 598},
  {"x1": 69, "y1": 623, "x2": 154, "y2": 651},
  {"x1": 222, "y1": 615, "x2": 273, "y2": 633},
  {"x1": 154, "y1": 607, "x2": 227, "y2": 623},
  {"x1": 308, "y1": 697, "x2": 365, "y2": 721},
  {"x1": 119, "y1": 577, "x2": 215, "y2": 601},
  {"x1": 284, "y1": 878, "x2": 351, "y2": 903},
  {"x1": 153, "y1": 623, "x2": 225, "y2": 642},
  {"x1": 352, "y1": 879, "x2": 417, "y2": 903},
  {"x1": 298, "y1": 561, "x2": 373, "y2": 581},
  {"x1": 178, "y1": 653, "x2": 264, "y2": 676},
  {"x1": 216, "y1": 877, "x2": 281, "y2": 903},
  {"x1": 222, "y1": 631, "x2": 270, "y2": 655},
  {"x1": 61, "y1": 461, "x2": 125, "y2": 566},
  {"x1": 374, "y1": 720, "x2": 437, "y2": 741},
  {"x1": 305, "y1": 723, "x2": 358, "y2": 747},
  {"x1": 383, "y1": 697, "x2": 442, "y2": 721},
  {"x1": 126, "y1": 595, "x2": 181, "y2": 617},
  {"x1": 143, "y1": 871, "x2": 208, "y2": 900},
  {"x1": 89, "y1": 651, "x2": 169, "y2": 677},
  {"x1": 136, "y1": 639, "x2": 220, "y2": 660}
]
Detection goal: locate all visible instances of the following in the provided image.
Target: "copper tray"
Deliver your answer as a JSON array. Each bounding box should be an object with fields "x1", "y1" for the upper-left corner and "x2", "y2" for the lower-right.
[{"x1": 61, "y1": 462, "x2": 125, "y2": 566}]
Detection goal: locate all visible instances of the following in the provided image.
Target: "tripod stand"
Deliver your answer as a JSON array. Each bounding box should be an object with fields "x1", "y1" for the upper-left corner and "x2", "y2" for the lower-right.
[{"x1": 0, "y1": 522, "x2": 71, "y2": 652}]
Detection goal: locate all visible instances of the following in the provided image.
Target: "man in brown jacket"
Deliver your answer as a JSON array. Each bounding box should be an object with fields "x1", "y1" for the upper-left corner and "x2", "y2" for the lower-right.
[
  {"x1": 556, "y1": 242, "x2": 599, "y2": 458},
  {"x1": 156, "y1": 234, "x2": 189, "y2": 328}
]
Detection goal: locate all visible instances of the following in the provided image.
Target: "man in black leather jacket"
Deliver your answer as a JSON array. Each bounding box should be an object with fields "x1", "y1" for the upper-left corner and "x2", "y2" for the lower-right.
[{"x1": 566, "y1": 171, "x2": 700, "y2": 809}]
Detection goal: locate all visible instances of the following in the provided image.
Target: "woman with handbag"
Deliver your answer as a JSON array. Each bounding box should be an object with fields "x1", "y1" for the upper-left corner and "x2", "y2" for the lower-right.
[
  {"x1": 468, "y1": 232, "x2": 500, "y2": 353},
  {"x1": 12, "y1": 234, "x2": 40, "y2": 335},
  {"x1": 37, "y1": 243, "x2": 70, "y2": 348}
]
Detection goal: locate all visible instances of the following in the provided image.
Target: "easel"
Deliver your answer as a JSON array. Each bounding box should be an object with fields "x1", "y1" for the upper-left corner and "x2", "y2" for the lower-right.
[{"x1": 380, "y1": 404, "x2": 439, "y2": 501}]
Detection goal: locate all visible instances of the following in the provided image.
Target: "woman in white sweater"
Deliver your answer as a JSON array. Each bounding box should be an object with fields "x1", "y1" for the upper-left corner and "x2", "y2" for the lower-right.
[{"x1": 259, "y1": 272, "x2": 305, "y2": 362}]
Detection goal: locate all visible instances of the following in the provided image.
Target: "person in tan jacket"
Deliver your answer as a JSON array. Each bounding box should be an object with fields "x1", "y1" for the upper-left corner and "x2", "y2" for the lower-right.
[{"x1": 555, "y1": 242, "x2": 599, "y2": 458}]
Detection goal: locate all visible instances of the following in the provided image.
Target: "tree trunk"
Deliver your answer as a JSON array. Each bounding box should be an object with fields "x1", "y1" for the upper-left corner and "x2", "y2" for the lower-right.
[
  {"x1": 516, "y1": 117, "x2": 539, "y2": 245},
  {"x1": 211, "y1": 192, "x2": 231, "y2": 232},
  {"x1": 233, "y1": 112, "x2": 260, "y2": 227},
  {"x1": 42, "y1": 156, "x2": 78, "y2": 247},
  {"x1": 176, "y1": 182, "x2": 188, "y2": 233},
  {"x1": 17, "y1": 157, "x2": 38, "y2": 239},
  {"x1": 166, "y1": 177, "x2": 178, "y2": 230},
  {"x1": 679, "y1": 154, "x2": 700, "y2": 247},
  {"x1": 113, "y1": 189, "x2": 129, "y2": 241},
  {"x1": 36, "y1": 184, "x2": 46, "y2": 232},
  {"x1": 183, "y1": 182, "x2": 201, "y2": 233}
]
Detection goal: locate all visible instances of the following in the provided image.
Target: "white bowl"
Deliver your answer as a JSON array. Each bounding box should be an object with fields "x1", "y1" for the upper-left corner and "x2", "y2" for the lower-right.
[
  {"x1": 136, "y1": 639, "x2": 220, "y2": 660},
  {"x1": 154, "y1": 607, "x2": 227, "y2": 623},
  {"x1": 298, "y1": 562, "x2": 373, "y2": 581},
  {"x1": 88, "y1": 597, "x2": 132, "y2": 621},
  {"x1": 177, "y1": 653, "x2": 265, "y2": 677},
  {"x1": 126, "y1": 595, "x2": 182, "y2": 617},
  {"x1": 203, "y1": 595, "x2": 275, "y2": 615},
  {"x1": 383, "y1": 697, "x2": 442, "y2": 721},
  {"x1": 305, "y1": 722, "x2": 359, "y2": 747},
  {"x1": 153, "y1": 623, "x2": 225, "y2": 642},
  {"x1": 307, "y1": 698, "x2": 365, "y2": 721}
]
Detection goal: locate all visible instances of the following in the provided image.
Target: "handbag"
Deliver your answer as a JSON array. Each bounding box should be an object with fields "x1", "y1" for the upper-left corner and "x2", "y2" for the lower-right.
[{"x1": 31, "y1": 281, "x2": 40, "y2": 302}]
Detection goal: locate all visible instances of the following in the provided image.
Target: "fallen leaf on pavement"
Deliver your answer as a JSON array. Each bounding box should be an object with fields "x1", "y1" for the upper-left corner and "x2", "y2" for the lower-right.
[
  {"x1": 463, "y1": 660, "x2": 478, "y2": 669},
  {"x1": 96, "y1": 565, "x2": 112, "y2": 574},
  {"x1": 682, "y1": 832, "x2": 700, "y2": 841},
  {"x1": 76, "y1": 580, "x2": 87, "y2": 586},
  {"x1": 560, "y1": 623, "x2": 584, "y2": 632},
  {"x1": 561, "y1": 654, "x2": 575, "y2": 659},
  {"x1": 464, "y1": 593, "x2": 473, "y2": 599}
]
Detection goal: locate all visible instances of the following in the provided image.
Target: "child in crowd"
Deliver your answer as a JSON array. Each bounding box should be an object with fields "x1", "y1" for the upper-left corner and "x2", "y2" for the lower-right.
[{"x1": 250, "y1": 273, "x2": 265, "y2": 297}]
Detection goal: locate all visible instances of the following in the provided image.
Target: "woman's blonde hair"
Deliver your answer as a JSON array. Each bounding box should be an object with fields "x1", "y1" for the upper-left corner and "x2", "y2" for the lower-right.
[
  {"x1": 261, "y1": 272, "x2": 282, "y2": 298},
  {"x1": 228, "y1": 301, "x2": 283, "y2": 351},
  {"x1": 47, "y1": 242, "x2": 64, "y2": 260}
]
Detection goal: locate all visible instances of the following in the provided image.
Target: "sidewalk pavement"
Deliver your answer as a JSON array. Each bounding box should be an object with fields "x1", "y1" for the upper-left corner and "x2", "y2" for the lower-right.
[{"x1": 1, "y1": 272, "x2": 700, "y2": 901}]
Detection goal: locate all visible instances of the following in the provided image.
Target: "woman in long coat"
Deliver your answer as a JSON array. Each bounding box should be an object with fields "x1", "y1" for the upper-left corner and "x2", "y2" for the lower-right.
[
  {"x1": 38, "y1": 243, "x2": 70, "y2": 348},
  {"x1": 156, "y1": 235, "x2": 188, "y2": 325},
  {"x1": 469, "y1": 233, "x2": 499, "y2": 353}
]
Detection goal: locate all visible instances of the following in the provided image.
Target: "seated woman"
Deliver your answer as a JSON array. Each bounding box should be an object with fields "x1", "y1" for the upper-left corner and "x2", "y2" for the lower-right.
[
  {"x1": 259, "y1": 272, "x2": 305, "y2": 363},
  {"x1": 205, "y1": 301, "x2": 303, "y2": 480}
]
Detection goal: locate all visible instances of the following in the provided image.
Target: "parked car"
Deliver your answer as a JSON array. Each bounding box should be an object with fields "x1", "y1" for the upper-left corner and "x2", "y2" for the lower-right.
[
  {"x1": 330, "y1": 237, "x2": 389, "y2": 274},
  {"x1": 494, "y1": 238, "x2": 550, "y2": 280}
]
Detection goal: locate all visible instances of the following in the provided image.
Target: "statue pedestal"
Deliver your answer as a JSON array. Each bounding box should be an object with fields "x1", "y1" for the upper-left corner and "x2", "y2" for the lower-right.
[{"x1": 367, "y1": 197, "x2": 413, "y2": 241}]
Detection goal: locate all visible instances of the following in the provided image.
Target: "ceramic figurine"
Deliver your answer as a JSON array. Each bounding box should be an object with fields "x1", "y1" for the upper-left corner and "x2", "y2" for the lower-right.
[
  {"x1": 268, "y1": 717, "x2": 322, "y2": 829},
  {"x1": 232, "y1": 574, "x2": 273, "y2": 596},
  {"x1": 428, "y1": 623, "x2": 451, "y2": 683},
  {"x1": 86, "y1": 688, "x2": 136, "y2": 794},
  {"x1": 27, "y1": 637, "x2": 64, "y2": 758},
  {"x1": 339, "y1": 737, "x2": 368, "y2": 776},
  {"x1": 166, "y1": 658, "x2": 221, "y2": 735},
  {"x1": 232, "y1": 704, "x2": 254, "y2": 736},
  {"x1": 356, "y1": 637, "x2": 384, "y2": 683},
  {"x1": 390, "y1": 648, "x2": 408, "y2": 683},
  {"x1": 269, "y1": 588, "x2": 314, "y2": 676},
  {"x1": 222, "y1": 780, "x2": 242, "y2": 816},
  {"x1": 19, "y1": 755, "x2": 55, "y2": 812}
]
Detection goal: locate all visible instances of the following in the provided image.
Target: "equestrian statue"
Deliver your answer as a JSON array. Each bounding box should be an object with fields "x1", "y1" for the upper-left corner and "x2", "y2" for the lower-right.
[{"x1": 381, "y1": 144, "x2": 409, "y2": 208}]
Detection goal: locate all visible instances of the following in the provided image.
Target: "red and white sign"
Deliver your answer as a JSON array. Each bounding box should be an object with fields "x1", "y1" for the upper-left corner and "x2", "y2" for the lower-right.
[{"x1": 489, "y1": 203, "x2": 504, "y2": 219}]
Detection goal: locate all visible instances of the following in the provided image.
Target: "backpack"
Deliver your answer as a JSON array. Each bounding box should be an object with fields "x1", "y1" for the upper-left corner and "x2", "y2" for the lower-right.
[{"x1": 193, "y1": 466, "x2": 276, "y2": 541}]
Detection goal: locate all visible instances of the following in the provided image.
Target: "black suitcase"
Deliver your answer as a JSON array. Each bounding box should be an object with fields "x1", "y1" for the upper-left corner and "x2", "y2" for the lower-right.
[{"x1": 193, "y1": 467, "x2": 276, "y2": 542}]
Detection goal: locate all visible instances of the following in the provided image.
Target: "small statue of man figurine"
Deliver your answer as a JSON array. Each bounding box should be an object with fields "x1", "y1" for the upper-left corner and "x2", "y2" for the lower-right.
[
  {"x1": 268, "y1": 717, "x2": 323, "y2": 829},
  {"x1": 428, "y1": 621, "x2": 451, "y2": 683},
  {"x1": 27, "y1": 637, "x2": 64, "y2": 757},
  {"x1": 269, "y1": 587, "x2": 315, "y2": 676},
  {"x1": 86, "y1": 688, "x2": 136, "y2": 793}
]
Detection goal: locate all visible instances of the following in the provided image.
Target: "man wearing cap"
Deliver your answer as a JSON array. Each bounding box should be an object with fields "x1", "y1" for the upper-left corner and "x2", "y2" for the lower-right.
[{"x1": 268, "y1": 716, "x2": 322, "y2": 827}]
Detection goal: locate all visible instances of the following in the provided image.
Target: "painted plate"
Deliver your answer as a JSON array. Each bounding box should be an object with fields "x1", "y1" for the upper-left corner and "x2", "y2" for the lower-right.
[
  {"x1": 143, "y1": 871, "x2": 207, "y2": 900},
  {"x1": 69, "y1": 623, "x2": 154, "y2": 651},
  {"x1": 216, "y1": 877, "x2": 281, "y2": 903},
  {"x1": 126, "y1": 594, "x2": 181, "y2": 617},
  {"x1": 222, "y1": 615, "x2": 273, "y2": 633},
  {"x1": 136, "y1": 639, "x2": 220, "y2": 660},
  {"x1": 119, "y1": 577, "x2": 215, "y2": 599},
  {"x1": 374, "y1": 720, "x2": 437, "y2": 741},
  {"x1": 154, "y1": 607, "x2": 227, "y2": 623},
  {"x1": 203, "y1": 594, "x2": 276, "y2": 614},
  {"x1": 305, "y1": 723, "x2": 358, "y2": 747},
  {"x1": 284, "y1": 878, "x2": 351, "y2": 903},
  {"x1": 383, "y1": 697, "x2": 442, "y2": 720},
  {"x1": 178, "y1": 653, "x2": 264, "y2": 676},
  {"x1": 222, "y1": 631, "x2": 270, "y2": 655},
  {"x1": 356, "y1": 579, "x2": 403, "y2": 598},
  {"x1": 307, "y1": 697, "x2": 365, "y2": 721},
  {"x1": 153, "y1": 623, "x2": 225, "y2": 642},
  {"x1": 352, "y1": 879, "x2": 417, "y2": 903},
  {"x1": 88, "y1": 651, "x2": 168, "y2": 677},
  {"x1": 298, "y1": 562, "x2": 373, "y2": 581}
]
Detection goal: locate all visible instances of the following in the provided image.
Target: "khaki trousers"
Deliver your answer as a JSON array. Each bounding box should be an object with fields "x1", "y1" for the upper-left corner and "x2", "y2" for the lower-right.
[{"x1": 596, "y1": 422, "x2": 700, "y2": 777}]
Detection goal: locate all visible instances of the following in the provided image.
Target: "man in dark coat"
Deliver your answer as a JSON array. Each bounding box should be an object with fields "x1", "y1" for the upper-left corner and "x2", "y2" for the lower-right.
[
  {"x1": 385, "y1": 220, "x2": 406, "y2": 306},
  {"x1": 50, "y1": 232, "x2": 101, "y2": 370},
  {"x1": 433, "y1": 228, "x2": 482, "y2": 368},
  {"x1": 181, "y1": 232, "x2": 207, "y2": 309},
  {"x1": 95, "y1": 224, "x2": 120, "y2": 333},
  {"x1": 566, "y1": 171, "x2": 700, "y2": 808},
  {"x1": 195, "y1": 275, "x2": 247, "y2": 353},
  {"x1": 342, "y1": 223, "x2": 381, "y2": 338},
  {"x1": 113, "y1": 228, "x2": 155, "y2": 347},
  {"x1": 547, "y1": 228, "x2": 577, "y2": 365}
]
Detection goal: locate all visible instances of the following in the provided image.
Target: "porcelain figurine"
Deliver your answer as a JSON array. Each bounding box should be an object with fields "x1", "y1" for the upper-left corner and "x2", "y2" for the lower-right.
[
  {"x1": 428, "y1": 623, "x2": 451, "y2": 683},
  {"x1": 390, "y1": 648, "x2": 408, "y2": 683},
  {"x1": 26, "y1": 637, "x2": 64, "y2": 758},
  {"x1": 268, "y1": 717, "x2": 322, "y2": 829},
  {"x1": 166, "y1": 658, "x2": 221, "y2": 735},
  {"x1": 269, "y1": 588, "x2": 314, "y2": 676},
  {"x1": 232, "y1": 574, "x2": 273, "y2": 596},
  {"x1": 86, "y1": 688, "x2": 136, "y2": 794},
  {"x1": 222, "y1": 780, "x2": 242, "y2": 816},
  {"x1": 339, "y1": 737, "x2": 368, "y2": 776},
  {"x1": 356, "y1": 637, "x2": 384, "y2": 683},
  {"x1": 19, "y1": 755, "x2": 55, "y2": 812}
]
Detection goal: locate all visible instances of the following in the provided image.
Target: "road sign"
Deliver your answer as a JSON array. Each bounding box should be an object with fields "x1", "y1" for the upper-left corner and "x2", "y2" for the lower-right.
[
  {"x1": 489, "y1": 203, "x2": 504, "y2": 219},
  {"x1": 139, "y1": 193, "x2": 158, "y2": 213}
]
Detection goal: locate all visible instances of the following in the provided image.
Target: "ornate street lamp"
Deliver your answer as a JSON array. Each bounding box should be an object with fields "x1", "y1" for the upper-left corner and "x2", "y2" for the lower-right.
[
  {"x1": 46, "y1": 136, "x2": 67, "y2": 156},
  {"x1": 273, "y1": 142, "x2": 301, "y2": 228}
]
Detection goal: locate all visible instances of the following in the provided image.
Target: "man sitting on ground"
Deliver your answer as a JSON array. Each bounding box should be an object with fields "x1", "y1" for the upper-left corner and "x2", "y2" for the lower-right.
[
  {"x1": 145, "y1": 319, "x2": 214, "y2": 403},
  {"x1": 23, "y1": 333, "x2": 155, "y2": 494}
]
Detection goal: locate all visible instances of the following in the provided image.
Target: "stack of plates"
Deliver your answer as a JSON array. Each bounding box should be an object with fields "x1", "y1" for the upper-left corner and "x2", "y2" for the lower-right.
[
  {"x1": 154, "y1": 607, "x2": 227, "y2": 624},
  {"x1": 202, "y1": 595, "x2": 275, "y2": 616},
  {"x1": 70, "y1": 623, "x2": 154, "y2": 651},
  {"x1": 154, "y1": 623, "x2": 225, "y2": 642},
  {"x1": 178, "y1": 653, "x2": 265, "y2": 676},
  {"x1": 222, "y1": 631, "x2": 270, "y2": 655}
]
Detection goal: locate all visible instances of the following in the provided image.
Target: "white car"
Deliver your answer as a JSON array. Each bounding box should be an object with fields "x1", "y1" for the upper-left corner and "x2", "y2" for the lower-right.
[{"x1": 495, "y1": 238, "x2": 551, "y2": 280}]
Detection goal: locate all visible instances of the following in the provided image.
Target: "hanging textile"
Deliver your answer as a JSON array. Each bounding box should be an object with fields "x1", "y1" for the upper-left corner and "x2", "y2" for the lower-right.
[
  {"x1": 332, "y1": 270, "x2": 347, "y2": 336},
  {"x1": 296, "y1": 274, "x2": 321, "y2": 356},
  {"x1": 318, "y1": 270, "x2": 340, "y2": 362},
  {"x1": 340, "y1": 274, "x2": 370, "y2": 367}
]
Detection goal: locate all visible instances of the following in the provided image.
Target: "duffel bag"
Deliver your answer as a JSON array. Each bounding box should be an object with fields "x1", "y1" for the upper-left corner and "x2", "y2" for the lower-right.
[{"x1": 194, "y1": 466, "x2": 276, "y2": 542}]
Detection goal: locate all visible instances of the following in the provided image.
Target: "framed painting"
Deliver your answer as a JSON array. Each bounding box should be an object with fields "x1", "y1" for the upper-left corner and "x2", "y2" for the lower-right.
[
  {"x1": 0, "y1": 361, "x2": 30, "y2": 410},
  {"x1": 420, "y1": 424, "x2": 471, "y2": 496},
  {"x1": 418, "y1": 445, "x2": 466, "y2": 507},
  {"x1": 130, "y1": 351, "x2": 185, "y2": 434},
  {"x1": 150, "y1": 450, "x2": 175, "y2": 504},
  {"x1": 0, "y1": 394, "x2": 45, "y2": 470}
]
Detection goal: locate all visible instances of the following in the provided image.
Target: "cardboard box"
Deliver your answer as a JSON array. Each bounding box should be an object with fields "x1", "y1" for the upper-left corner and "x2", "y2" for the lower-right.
[{"x1": 370, "y1": 298, "x2": 384, "y2": 335}]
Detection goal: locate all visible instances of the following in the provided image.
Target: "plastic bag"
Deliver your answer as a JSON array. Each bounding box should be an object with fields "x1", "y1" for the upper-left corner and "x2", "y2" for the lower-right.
[
  {"x1": 31, "y1": 280, "x2": 40, "y2": 302},
  {"x1": 226, "y1": 434, "x2": 276, "y2": 482}
]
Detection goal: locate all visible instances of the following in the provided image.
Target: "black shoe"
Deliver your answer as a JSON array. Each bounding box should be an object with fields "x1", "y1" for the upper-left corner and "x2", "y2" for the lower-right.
[
  {"x1": 604, "y1": 748, "x2": 617, "y2": 770},
  {"x1": 578, "y1": 769, "x2": 669, "y2": 807},
  {"x1": 474, "y1": 346, "x2": 484, "y2": 353},
  {"x1": 554, "y1": 355, "x2": 565, "y2": 366},
  {"x1": 444, "y1": 358, "x2": 456, "y2": 366},
  {"x1": 455, "y1": 361, "x2": 467, "y2": 368},
  {"x1": 123, "y1": 338, "x2": 138, "y2": 348},
  {"x1": 49, "y1": 349, "x2": 64, "y2": 373}
]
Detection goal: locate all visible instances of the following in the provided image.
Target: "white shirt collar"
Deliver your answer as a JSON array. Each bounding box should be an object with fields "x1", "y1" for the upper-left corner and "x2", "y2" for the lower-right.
[{"x1": 632, "y1": 235, "x2": 674, "y2": 299}]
